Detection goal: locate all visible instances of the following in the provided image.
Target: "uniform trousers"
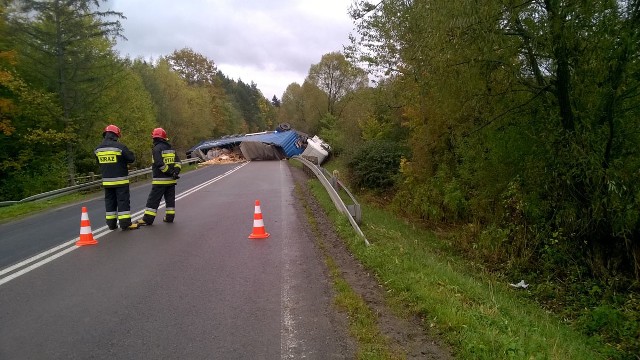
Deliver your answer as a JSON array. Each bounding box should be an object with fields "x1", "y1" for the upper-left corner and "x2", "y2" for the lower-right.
[
  {"x1": 104, "y1": 186, "x2": 132, "y2": 229},
  {"x1": 141, "y1": 185, "x2": 176, "y2": 224}
]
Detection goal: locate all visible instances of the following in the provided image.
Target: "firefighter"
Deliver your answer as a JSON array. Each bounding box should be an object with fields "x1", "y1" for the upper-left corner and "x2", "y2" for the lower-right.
[
  {"x1": 136, "y1": 127, "x2": 181, "y2": 226},
  {"x1": 95, "y1": 124, "x2": 139, "y2": 230}
]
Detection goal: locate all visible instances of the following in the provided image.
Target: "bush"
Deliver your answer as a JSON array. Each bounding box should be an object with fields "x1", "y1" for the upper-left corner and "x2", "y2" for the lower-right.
[{"x1": 347, "y1": 140, "x2": 408, "y2": 190}]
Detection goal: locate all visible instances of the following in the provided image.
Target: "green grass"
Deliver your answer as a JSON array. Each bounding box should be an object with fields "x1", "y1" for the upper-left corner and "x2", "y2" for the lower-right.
[
  {"x1": 0, "y1": 192, "x2": 99, "y2": 223},
  {"x1": 295, "y1": 182, "x2": 400, "y2": 359},
  {"x1": 307, "y1": 179, "x2": 608, "y2": 360}
]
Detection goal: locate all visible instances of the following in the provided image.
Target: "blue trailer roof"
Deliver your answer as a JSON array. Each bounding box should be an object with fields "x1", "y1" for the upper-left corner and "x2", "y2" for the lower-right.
[{"x1": 187, "y1": 130, "x2": 305, "y2": 158}]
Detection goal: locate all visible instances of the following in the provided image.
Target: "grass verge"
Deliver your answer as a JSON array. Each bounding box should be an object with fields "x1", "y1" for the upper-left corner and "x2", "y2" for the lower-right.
[
  {"x1": 306, "y1": 179, "x2": 608, "y2": 360},
  {"x1": 0, "y1": 192, "x2": 98, "y2": 224},
  {"x1": 295, "y1": 182, "x2": 400, "y2": 359}
]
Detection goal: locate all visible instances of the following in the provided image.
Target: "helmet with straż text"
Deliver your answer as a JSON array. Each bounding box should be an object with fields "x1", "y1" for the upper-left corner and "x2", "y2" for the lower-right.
[
  {"x1": 103, "y1": 124, "x2": 121, "y2": 137},
  {"x1": 152, "y1": 127, "x2": 168, "y2": 140}
]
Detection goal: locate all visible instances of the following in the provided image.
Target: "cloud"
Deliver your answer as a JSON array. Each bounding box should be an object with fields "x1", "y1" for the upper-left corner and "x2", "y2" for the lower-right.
[{"x1": 106, "y1": 0, "x2": 354, "y2": 98}]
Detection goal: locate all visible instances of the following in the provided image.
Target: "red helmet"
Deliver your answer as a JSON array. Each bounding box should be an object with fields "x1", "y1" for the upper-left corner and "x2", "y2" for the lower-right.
[
  {"x1": 152, "y1": 127, "x2": 167, "y2": 140},
  {"x1": 103, "y1": 124, "x2": 121, "y2": 137}
]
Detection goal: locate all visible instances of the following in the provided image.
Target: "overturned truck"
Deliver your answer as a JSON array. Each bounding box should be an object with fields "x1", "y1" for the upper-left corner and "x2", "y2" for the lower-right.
[{"x1": 186, "y1": 125, "x2": 331, "y2": 165}]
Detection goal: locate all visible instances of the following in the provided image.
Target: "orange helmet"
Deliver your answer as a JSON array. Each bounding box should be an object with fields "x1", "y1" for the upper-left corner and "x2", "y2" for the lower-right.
[
  {"x1": 103, "y1": 124, "x2": 121, "y2": 137},
  {"x1": 151, "y1": 127, "x2": 167, "y2": 140}
]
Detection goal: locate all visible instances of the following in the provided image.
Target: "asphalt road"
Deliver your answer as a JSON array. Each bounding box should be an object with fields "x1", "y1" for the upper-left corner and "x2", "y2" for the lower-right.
[
  {"x1": 0, "y1": 161, "x2": 353, "y2": 359},
  {"x1": 0, "y1": 162, "x2": 244, "y2": 270}
]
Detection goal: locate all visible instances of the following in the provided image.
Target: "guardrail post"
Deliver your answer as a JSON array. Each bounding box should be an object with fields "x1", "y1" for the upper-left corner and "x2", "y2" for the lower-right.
[
  {"x1": 347, "y1": 204, "x2": 362, "y2": 224},
  {"x1": 330, "y1": 175, "x2": 338, "y2": 190}
]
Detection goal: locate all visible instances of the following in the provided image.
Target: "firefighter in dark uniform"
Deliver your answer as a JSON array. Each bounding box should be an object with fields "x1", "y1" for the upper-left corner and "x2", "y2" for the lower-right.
[
  {"x1": 136, "y1": 128, "x2": 181, "y2": 226},
  {"x1": 95, "y1": 124, "x2": 139, "y2": 230}
]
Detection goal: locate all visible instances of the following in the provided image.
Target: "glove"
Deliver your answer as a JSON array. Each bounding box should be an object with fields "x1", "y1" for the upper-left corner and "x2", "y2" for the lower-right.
[{"x1": 172, "y1": 167, "x2": 180, "y2": 180}]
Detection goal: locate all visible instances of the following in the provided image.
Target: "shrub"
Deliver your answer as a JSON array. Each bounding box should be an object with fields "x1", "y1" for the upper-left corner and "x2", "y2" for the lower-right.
[{"x1": 347, "y1": 140, "x2": 407, "y2": 190}]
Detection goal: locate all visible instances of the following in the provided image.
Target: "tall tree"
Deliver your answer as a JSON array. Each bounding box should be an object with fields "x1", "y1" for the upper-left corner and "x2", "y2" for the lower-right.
[
  {"x1": 271, "y1": 95, "x2": 280, "y2": 107},
  {"x1": 163, "y1": 49, "x2": 243, "y2": 137},
  {"x1": 0, "y1": 39, "x2": 67, "y2": 199},
  {"x1": 348, "y1": 0, "x2": 640, "y2": 278},
  {"x1": 278, "y1": 83, "x2": 305, "y2": 130},
  {"x1": 165, "y1": 47, "x2": 218, "y2": 86},
  {"x1": 79, "y1": 64, "x2": 157, "y2": 172},
  {"x1": 218, "y1": 76, "x2": 267, "y2": 132},
  {"x1": 278, "y1": 81, "x2": 327, "y2": 135},
  {"x1": 306, "y1": 52, "x2": 368, "y2": 116},
  {"x1": 7, "y1": 0, "x2": 126, "y2": 184},
  {"x1": 133, "y1": 59, "x2": 218, "y2": 154}
]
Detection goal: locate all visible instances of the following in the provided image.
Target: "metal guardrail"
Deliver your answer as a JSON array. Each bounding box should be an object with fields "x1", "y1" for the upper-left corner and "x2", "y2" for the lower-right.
[
  {"x1": 0, "y1": 158, "x2": 200, "y2": 207},
  {"x1": 319, "y1": 167, "x2": 363, "y2": 225},
  {"x1": 1, "y1": 157, "x2": 368, "y2": 246},
  {"x1": 292, "y1": 155, "x2": 370, "y2": 246}
]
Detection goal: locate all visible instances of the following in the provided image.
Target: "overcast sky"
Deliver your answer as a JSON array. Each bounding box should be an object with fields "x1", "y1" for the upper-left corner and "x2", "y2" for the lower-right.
[{"x1": 105, "y1": 0, "x2": 355, "y2": 99}]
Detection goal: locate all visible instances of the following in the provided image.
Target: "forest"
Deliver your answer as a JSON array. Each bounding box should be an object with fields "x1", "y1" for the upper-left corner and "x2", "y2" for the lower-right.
[
  {"x1": 1, "y1": 0, "x2": 639, "y2": 357},
  {"x1": 0, "y1": 0, "x2": 274, "y2": 200}
]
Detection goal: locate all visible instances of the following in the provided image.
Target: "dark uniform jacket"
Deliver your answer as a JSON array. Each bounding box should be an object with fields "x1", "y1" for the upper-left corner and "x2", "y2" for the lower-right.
[
  {"x1": 151, "y1": 138, "x2": 181, "y2": 186},
  {"x1": 95, "y1": 132, "x2": 135, "y2": 187}
]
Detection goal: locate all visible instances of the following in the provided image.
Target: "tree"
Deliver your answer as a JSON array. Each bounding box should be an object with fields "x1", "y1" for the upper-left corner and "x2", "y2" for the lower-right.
[
  {"x1": 278, "y1": 81, "x2": 327, "y2": 135},
  {"x1": 271, "y1": 95, "x2": 280, "y2": 107},
  {"x1": 133, "y1": 59, "x2": 219, "y2": 154},
  {"x1": 349, "y1": 0, "x2": 640, "y2": 279},
  {"x1": 163, "y1": 49, "x2": 248, "y2": 137},
  {"x1": 7, "y1": 0, "x2": 126, "y2": 184},
  {"x1": 278, "y1": 83, "x2": 305, "y2": 129},
  {"x1": 165, "y1": 47, "x2": 218, "y2": 86},
  {"x1": 0, "y1": 48, "x2": 68, "y2": 199},
  {"x1": 78, "y1": 65, "x2": 157, "y2": 172},
  {"x1": 217, "y1": 76, "x2": 268, "y2": 132},
  {"x1": 306, "y1": 52, "x2": 368, "y2": 116}
]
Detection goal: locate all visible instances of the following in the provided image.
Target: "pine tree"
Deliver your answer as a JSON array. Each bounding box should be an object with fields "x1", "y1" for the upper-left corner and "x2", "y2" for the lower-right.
[{"x1": 8, "y1": 0, "x2": 125, "y2": 184}]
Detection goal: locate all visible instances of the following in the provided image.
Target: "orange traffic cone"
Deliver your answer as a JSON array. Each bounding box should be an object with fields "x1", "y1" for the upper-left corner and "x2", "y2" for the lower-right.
[
  {"x1": 248, "y1": 200, "x2": 270, "y2": 239},
  {"x1": 76, "y1": 206, "x2": 98, "y2": 246}
]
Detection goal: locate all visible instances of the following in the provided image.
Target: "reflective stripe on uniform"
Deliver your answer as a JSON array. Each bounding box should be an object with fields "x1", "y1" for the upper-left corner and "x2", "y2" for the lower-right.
[
  {"x1": 106, "y1": 211, "x2": 117, "y2": 220},
  {"x1": 102, "y1": 176, "x2": 130, "y2": 186},
  {"x1": 95, "y1": 147, "x2": 123, "y2": 155},
  {"x1": 103, "y1": 180, "x2": 130, "y2": 186},
  {"x1": 166, "y1": 207, "x2": 175, "y2": 215},
  {"x1": 118, "y1": 214, "x2": 131, "y2": 220},
  {"x1": 160, "y1": 164, "x2": 169, "y2": 172},
  {"x1": 95, "y1": 150, "x2": 122, "y2": 156},
  {"x1": 144, "y1": 208, "x2": 157, "y2": 216},
  {"x1": 152, "y1": 178, "x2": 177, "y2": 185}
]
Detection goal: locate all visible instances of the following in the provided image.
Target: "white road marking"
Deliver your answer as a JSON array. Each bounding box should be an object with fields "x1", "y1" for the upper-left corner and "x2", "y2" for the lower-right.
[
  {"x1": 280, "y1": 160, "x2": 306, "y2": 359},
  {"x1": 0, "y1": 162, "x2": 249, "y2": 286}
]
